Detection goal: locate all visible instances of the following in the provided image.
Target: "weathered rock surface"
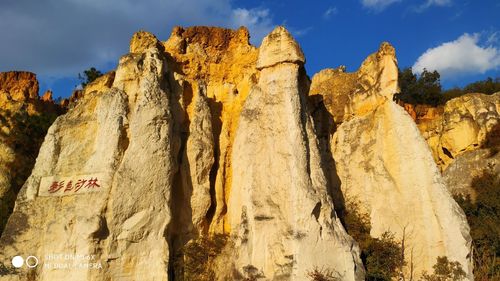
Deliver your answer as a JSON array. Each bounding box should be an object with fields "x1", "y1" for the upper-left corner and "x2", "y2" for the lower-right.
[
  {"x1": 312, "y1": 43, "x2": 473, "y2": 279},
  {"x1": 0, "y1": 72, "x2": 62, "y2": 235},
  {"x1": 180, "y1": 86, "x2": 215, "y2": 234},
  {"x1": 397, "y1": 101, "x2": 444, "y2": 124},
  {"x1": 164, "y1": 25, "x2": 259, "y2": 234},
  {"x1": 309, "y1": 42, "x2": 398, "y2": 124},
  {"x1": 223, "y1": 27, "x2": 364, "y2": 281},
  {"x1": 60, "y1": 72, "x2": 115, "y2": 108},
  {"x1": 0, "y1": 25, "x2": 480, "y2": 281},
  {"x1": 443, "y1": 148, "x2": 500, "y2": 198},
  {"x1": 0, "y1": 72, "x2": 39, "y2": 102},
  {"x1": 309, "y1": 67, "x2": 357, "y2": 125},
  {"x1": 416, "y1": 93, "x2": 500, "y2": 170},
  {"x1": 0, "y1": 33, "x2": 178, "y2": 281},
  {"x1": 333, "y1": 101, "x2": 473, "y2": 279}
]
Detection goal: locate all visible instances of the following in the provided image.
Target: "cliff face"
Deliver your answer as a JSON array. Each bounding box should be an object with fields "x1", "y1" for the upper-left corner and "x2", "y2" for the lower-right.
[
  {"x1": 224, "y1": 27, "x2": 363, "y2": 280},
  {"x1": 0, "y1": 72, "x2": 39, "y2": 102},
  {"x1": 311, "y1": 44, "x2": 473, "y2": 279},
  {"x1": 0, "y1": 26, "x2": 478, "y2": 281},
  {"x1": 0, "y1": 72, "x2": 62, "y2": 235},
  {"x1": 413, "y1": 93, "x2": 500, "y2": 171},
  {"x1": 401, "y1": 93, "x2": 500, "y2": 201}
]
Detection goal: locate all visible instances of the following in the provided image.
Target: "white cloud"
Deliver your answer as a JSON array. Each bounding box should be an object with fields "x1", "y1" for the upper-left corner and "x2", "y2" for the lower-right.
[
  {"x1": 323, "y1": 6, "x2": 338, "y2": 19},
  {"x1": 413, "y1": 33, "x2": 500, "y2": 79},
  {"x1": 0, "y1": 0, "x2": 275, "y2": 78},
  {"x1": 425, "y1": 0, "x2": 451, "y2": 6},
  {"x1": 415, "y1": 0, "x2": 452, "y2": 12},
  {"x1": 487, "y1": 32, "x2": 499, "y2": 45},
  {"x1": 361, "y1": 0, "x2": 401, "y2": 12}
]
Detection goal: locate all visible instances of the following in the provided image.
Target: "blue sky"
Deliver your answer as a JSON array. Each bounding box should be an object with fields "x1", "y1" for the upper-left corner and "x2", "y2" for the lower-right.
[{"x1": 0, "y1": 0, "x2": 498, "y2": 98}]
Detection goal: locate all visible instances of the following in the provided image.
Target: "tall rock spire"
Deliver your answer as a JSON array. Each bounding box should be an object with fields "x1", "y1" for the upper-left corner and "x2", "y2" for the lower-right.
[{"x1": 224, "y1": 26, "x2": 364, "y2": 281}]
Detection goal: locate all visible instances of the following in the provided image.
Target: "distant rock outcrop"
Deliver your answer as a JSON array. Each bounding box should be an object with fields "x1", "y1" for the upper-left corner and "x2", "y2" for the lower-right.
[
  {"x1": 415, "y1": 93, "x2": 499, "y2": 170},
  {"x1": 0, "y1": 72, "x2": 39, "y2": 102}
]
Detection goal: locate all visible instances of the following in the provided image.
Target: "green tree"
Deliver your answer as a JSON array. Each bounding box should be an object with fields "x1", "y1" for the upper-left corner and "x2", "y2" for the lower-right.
[
  {"x1": 420, "y1": 256, "x2": 466, "y2": 281},
  {"x1": 342, "y1": 198, "x2": 404, "y2": 281},
  {"x1": 78, "y1": 67, "x2": 103, "y2": 87},
  {"x1": 396, "y1": 67, "x2": 442, "y2": 106},
  {"x1": 397, "y1": 67, "x2": 420, "y2": 104},
  {"x1": 418, "y1": 69, "x2": 442, "y2": 106},
  {"x1": 464, "y1": 77, "x2": 500, "y2": 95},
  {"x1": 454, "y1": 169, "x2": 500, "y2": 280}
]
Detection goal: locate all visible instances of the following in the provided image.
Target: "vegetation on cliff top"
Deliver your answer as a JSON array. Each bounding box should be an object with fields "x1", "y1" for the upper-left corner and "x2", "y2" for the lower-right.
[
  {"x1": 78, "y1": 67, "x2": 103, "y2": 87},
  {"x1": 395, "y1": 67, "x2": 499, "y2": 106}
]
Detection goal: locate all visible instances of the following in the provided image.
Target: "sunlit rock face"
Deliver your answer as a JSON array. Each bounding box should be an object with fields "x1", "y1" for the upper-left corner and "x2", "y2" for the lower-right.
[
  {"x1": 0, "y1": 71, "x2": 62, "y2": 235},
  {"x1": 0, "y1": 33, "x2": 178, "y2": 281},
  {"x1": 0, "y1": 26, "x2": 364, "y2": 281},
  {"x1": 223, "y1": 26, "x2": 364, "y2": 281},
  {"x1": 0, "y1": 72, "x2": 39, "y2": 102},
  {"x1": 0, "y1": 25, "x2": 478, "y2": 281},
  {"x1": 416, "y1": 93, "x2": 500, "y2": 170},
  {"x1": 312, "y1": 43, "x2": 473, "y2": 279}
]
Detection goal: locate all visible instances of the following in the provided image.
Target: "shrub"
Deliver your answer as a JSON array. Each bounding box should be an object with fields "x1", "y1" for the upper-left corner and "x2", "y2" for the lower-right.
[
  {"x1": 307, "y1": 267, "x2": 341, "y2": 281},
  {"x1": 396, "y1": 67, "x2": 499, "y2": 106},
  {"x1": 0, "y1": 262, "x2": 16, "y2": 276},
  {"x1": 454, "y1": 169, "x2": 500, "y2": 280},
  {"x1": 342, "y1": 197, "x2": 404, "y2": 281},
  {"x1": 173, "y1": 234, "x2": 228, "y2": 281},
  {"x1": 78, "y1": 67, "x2": 103, "y2": 87},
  {"x1": 420, "y1": 256, "x2": 466, "y2": 281}
]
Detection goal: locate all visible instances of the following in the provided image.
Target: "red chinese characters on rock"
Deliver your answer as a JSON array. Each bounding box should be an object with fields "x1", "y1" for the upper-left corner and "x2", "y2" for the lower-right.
[{"x1": 48, "y1": 177, "x2": 101, "y2": 194}]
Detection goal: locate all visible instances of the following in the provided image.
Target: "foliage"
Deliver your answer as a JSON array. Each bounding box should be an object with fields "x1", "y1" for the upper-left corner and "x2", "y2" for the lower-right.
[
  {"x1": 442, "y1": 77, "x2": 500, "y2": 102},
  {"x1": 0, "y1": 109, "x2": 59, "y2": 234},
  {"x1": 365, "y1": 232, "x2": 405, "y2": 281},
  {"x1": 395, "y1": 67, "x2": 499, "y2": 106},
  {"x1": 0, "y1": 262, "x2": 17, "y2": 276},
  {"x1": 78, "y1": 67, "x2": 103, "y2": 87},
  {"x1": 396, "y1": 67, "x2": 442, "y2": 106},
  {"x1": 454, "y1": 169, "x2": 500, "y2": 280},
  {"x1": 342, "y1": 198, "x2": 404, "y2": 281},
  {"x1": 463, "y1": 77, "x2": 500, "y2": 95},
  {"x1": 307, "y1": 267, "x2": 341, "y2": 281},
  {"x1": 173, "y1": 234, "x2": 228, "y2": 281},
  {"x1": 420, "y1": 256, "x2": 466, "y2": 281}
]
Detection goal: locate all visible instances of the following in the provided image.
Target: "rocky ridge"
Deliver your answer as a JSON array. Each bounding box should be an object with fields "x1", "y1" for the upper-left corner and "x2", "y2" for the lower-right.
[
  {"x1": 0, "y1": 72, "x2": 62, "y2": 235},
  {"x1": 0, "y1": 26, "x2": 478, "y2": 281}
]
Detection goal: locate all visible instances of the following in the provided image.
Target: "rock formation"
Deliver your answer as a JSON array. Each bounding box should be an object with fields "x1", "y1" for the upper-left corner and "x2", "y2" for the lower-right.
[
  {"x1": 311, "y1": 43, "x2": 473, "y2": 279},
  {"x1": 414, "y1": 93, "x2": 500, "y2": 170},
  {"x1": 0, "y1": 32, "x2": 180, "y2": 281},
  {"x1": 0, "y1": 27, "x2": 364, "y2": 281},
  {"x1": 224, "y1": 27, "x2": 364, "y2": 280},
  {"x1": 401, "y1": 93, "x2": 500, "y2": 197},
  {"x1": 60, "y1": 72, "x2": 115, "y2": 108},
  {"x1": 443, "y1": 148, "x2": 499, "y2": 198},
  {"x1": 0, "y1": 72, "x2": 39, "y2": 102},
  {"x1": 0, "y1": 72, "x2": 62, "y2": 235},
  {"x1": 309, "y1": 67, "x2": 356, "y2": 125},
  {"x1": 0, "y1": 25, "x2": 479, "y2": 281}
]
